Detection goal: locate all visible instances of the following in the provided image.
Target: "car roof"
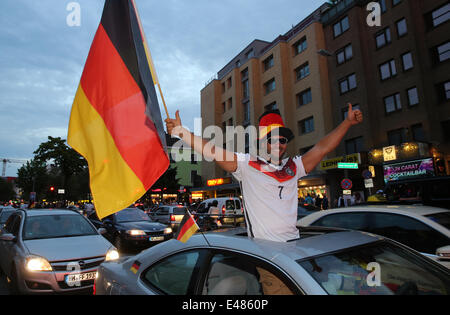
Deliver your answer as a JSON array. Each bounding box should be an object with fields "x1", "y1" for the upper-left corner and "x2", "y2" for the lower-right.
[
  {"x1": 318, "y1": 204, "x2": 449, "y2": 217},
  {"x1": 24, "y1": 209, "x2": 82, "y2": 217},
  {"x1": 192, "y1": 228, "x2": 384, "y2": 262}
]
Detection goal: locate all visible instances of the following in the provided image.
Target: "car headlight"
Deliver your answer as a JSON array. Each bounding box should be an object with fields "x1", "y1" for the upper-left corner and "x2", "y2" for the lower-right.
[
  {"x1": 164, "y1": 227, "x2": 173, "y2": 235},
  {"x1": 26, "y1": 256, "x2": 52, "y2": 272},
  {"x1": 126, "y1": 229, "x2": 146, "y2": 236},
  {"x1": 105, "y1": 248, "x2": 120, "y2": 261}
]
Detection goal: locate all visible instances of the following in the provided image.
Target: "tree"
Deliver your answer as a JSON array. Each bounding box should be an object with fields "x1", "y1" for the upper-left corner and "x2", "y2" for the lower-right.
[
  {"x1": 0, "y1": 177, "x2": 15, "y2": 201},
  {"x1": 33, "y1": 136, "x2": 87, "y2": 190},
  {"x1": 16, "y1": 158, "x2": 49, "y2": 201}
]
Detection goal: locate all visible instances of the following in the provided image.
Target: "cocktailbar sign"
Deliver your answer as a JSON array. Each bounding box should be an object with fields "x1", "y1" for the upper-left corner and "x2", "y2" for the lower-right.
[{"x1": 383, "y1": 158, "x2": 435, "y2": 183}]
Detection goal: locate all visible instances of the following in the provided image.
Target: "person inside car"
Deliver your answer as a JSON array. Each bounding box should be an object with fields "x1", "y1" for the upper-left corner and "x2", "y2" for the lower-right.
[{"x1": 165, "y1": 103, "x2": 363, "y2": 243}]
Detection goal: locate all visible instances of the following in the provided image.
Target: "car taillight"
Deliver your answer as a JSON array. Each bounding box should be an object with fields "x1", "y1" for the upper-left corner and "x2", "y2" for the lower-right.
[
  {"x1": 222, "y1": 206, "x2": 225, "y2": 215},
  {"x1": 93, "y1": 280, "x2": 96, "y2": 295},
  {"x1": 170, "y1": 214, "x2": 175, "y2": 222}
]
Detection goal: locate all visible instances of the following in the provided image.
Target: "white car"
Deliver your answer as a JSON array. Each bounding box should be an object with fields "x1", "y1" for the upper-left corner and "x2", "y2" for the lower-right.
[
  {"x1": 195, "y1": 197, "x2": 244, "y2": 226},
  {"x1": 298, "y1": 205, "x2": 450, "y2": 268}
]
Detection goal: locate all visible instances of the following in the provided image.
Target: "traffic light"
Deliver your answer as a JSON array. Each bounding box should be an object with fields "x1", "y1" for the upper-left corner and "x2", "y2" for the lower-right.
[{"x1": 50, "y1": 186, "x2": 55, "y2": 192}]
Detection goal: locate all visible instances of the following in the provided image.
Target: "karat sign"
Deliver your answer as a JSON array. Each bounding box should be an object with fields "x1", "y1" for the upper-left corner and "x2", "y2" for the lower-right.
[
  {"x1": 320, "y1": 153, "x2": 361, "y2": 171},
  {"x1": 383, "y1": 158, "x2": 435, "y2": 183}
]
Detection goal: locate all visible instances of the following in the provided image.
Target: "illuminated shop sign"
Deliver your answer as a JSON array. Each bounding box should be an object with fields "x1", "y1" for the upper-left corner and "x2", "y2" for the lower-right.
[{"x1": 383, "y1": 158, "x2": 435, "y2": 183}]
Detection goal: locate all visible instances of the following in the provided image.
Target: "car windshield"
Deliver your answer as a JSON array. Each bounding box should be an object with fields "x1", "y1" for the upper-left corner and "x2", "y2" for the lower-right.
[
  {"x1": 0, "y1": 209, "x2": 15, "y2": 224},
  {"x1": 298, "y1": 241, "x2": 450, "y2": 295},
  {"x1": 23, "y1": 214, "x2": 98, "y2": 240},
  {"x1": 425, "y1": 212, "x2": 450, "y2": 230},
  {"x1": 173, "y1": 207, "x2": 187, "y2": 215},
  {"x1": 115, "y1": 208, "x2": 150, "y2": 223}
]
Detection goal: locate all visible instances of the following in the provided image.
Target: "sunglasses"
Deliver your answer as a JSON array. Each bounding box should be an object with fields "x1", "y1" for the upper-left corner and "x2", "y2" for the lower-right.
[{"x1": 267, "y1": 137, "x2": 288, "y2": 145}]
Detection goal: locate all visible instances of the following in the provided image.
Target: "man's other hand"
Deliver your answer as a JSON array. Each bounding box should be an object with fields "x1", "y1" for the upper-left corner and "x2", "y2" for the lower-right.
[{"x1": 346, "y1": 103, "x2": 363, "y2": 126}]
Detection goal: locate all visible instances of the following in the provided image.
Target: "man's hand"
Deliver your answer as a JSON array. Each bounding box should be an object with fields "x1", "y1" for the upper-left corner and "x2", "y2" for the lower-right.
[
  {"x1": 346, "y1": 103, "x2": 363, "y2": 126},
  {"x1": 165, "y1": 110, "x2": 182, "y2": 136}
]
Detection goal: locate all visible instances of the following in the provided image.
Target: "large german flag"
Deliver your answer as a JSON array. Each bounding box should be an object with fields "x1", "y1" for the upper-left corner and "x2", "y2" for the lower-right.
[
  {"x1": 67, "y1": 0, "x2": 169, "y2": 219},
  {"x1": 176, "y1": 211, "x2": 200, "y2": 243}
]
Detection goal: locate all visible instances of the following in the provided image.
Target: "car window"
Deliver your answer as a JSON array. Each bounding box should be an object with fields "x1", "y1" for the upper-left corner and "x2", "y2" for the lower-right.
[
  {"x1": 115, "y1": 208, "x2": 150, "y2": 222},
  {"x1": 4, "y1": 214, "x2": 21, "y2": 236},
  {"x1": 225, "y1": 200, "x2": 235, "y2": 210},
  {"x1": 425, "y1": 212, "x2": 450, "y2": 230},
  {"x1": 173, "y1": 207, "x2": 187, "y2": 215},
  {"x1": 235, "y1": 200, "x2": 241, "y2": 209},
  {"x1": 156, "y1": 208, "x2": 169, "y2": 215},
  {"x1": 142, "y1": 250, "x2": 205, "y2": 295},
  {"x1": 202, "y1": 251, "x2": 295, "y2": 295},
  {"x1": 312, "y1": 212, "x2": 369, "y2": 231},
  {"x1": 197, "y1": 203, "x2": 206, "y2": 213},
  {"x1": 298, "y1": 241, "x2": 450, "y2": 295},
  {"x1": 368, "y1": 213, "x2": 450, "y2": 254},
  {"x1": 23, "y1": 214, "x2": 98, "y2": 240}
]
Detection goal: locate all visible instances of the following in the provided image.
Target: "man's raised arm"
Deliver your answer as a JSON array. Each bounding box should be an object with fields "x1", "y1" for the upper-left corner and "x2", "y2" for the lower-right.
[
  {"x1": 302, "y1": 103, "x2": 363, "y2": 174},
  {"x1": 165, "y1": 110, "x2": 238, "y2": 173}
]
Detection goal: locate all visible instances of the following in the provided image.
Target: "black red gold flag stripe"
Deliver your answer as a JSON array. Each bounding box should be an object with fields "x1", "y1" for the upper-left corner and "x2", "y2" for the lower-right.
[
  {"x1": 130, "y1": 260, "x2": 141, "y2": 274},
  {"x1": 68, "y1": 0, "x2": 169, "y2": 219},
  {"x1": 175, "y1": 211, "x2": 200, "y2": 243}
]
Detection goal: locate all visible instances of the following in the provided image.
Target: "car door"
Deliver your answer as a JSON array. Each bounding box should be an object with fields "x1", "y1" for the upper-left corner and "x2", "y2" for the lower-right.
[
  {"x1": 154, "y1": 207, "x2": 169, "y2": 224},
  {"x1": 199, "y1": 249, "x2": 302, "y2": 295},
  {"x1": 0, "y1": 213, "x2": 22, "y2": 274}
]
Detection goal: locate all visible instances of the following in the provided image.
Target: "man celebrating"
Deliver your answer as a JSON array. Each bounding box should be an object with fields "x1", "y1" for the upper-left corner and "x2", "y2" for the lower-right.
[{"x1": 166, "y1": 103, "x2": 363, "y2": 242}]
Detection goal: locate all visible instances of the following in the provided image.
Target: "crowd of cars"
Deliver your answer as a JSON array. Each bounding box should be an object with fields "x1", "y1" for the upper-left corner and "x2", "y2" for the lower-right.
[{"x1": 1, "y1": 199, "x2": 450, "y2": 295}]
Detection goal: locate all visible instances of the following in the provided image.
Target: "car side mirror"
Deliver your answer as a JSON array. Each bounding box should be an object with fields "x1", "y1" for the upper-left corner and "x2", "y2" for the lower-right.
[
  {"x1": 0, "y1": 233, "x2": 16, "y2": 242},
  {"x1": 98, "y1": 228, "x2": 107, "y2": 235},
  {"x1": 436, "y1": 245, "x2": 450, "y2": 261}
]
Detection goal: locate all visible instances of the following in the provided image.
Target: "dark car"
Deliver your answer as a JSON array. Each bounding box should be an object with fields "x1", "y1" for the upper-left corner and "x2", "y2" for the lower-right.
[{"x1": 88, "y1": 208, "x2": 173, "y2": 252}]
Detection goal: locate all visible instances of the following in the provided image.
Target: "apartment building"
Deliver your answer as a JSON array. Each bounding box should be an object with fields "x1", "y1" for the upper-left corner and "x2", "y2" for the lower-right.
[{"x1": 200, "y1": 4, "x2": 334, "y2": 200}]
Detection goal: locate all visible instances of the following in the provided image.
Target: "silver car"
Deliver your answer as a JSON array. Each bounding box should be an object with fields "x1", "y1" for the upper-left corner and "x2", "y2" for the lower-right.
[
  {"x1": 0, "y1": 209, "x2": 119, "y2": 294},
  {"x1": 95, "y1": 227, "x2": 450, "y2": 295}
]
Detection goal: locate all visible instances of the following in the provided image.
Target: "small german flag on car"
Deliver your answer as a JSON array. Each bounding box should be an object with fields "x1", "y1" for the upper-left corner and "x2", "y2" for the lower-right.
[
  {"x1": 175, "y1": 211, "x2": 199, "y2": 243},
  {"x1": 130, "y1": 260, "x2": 141, "y2": 274}
]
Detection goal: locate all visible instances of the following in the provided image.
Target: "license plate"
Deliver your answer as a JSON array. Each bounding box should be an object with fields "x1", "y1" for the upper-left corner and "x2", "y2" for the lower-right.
[
  {"x1": 150, "y1": 236, "x2": 164, "y2": 242},
  {"x1": 65, "y1": 271, "x2": 97, "y2": 286}
]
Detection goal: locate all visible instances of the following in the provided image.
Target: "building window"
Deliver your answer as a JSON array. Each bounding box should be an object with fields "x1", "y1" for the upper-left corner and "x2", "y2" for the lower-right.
[
  {"x1": 333, "y1": 16, "x2": 350, "y2": 38},
  {"x1": 442, "y1": 120, "x2": 450, "y2": 142},
  {"x1": 243, "y1": 101, "x2": 250, "y2": 124},
  {"x1": 392, "y1": 0, "x2": 402, "y2": 7},
  {"x1": 299, "y1": 146, "x2": 313, "y2": 155},
  {"x1": 265, "y1": 102, "x2": 278, "y2": 111},
  {"x1": 436, "y1": 81, "x2": 450, "y2": 102},
  {"x1": 242, "y1": 79, "x2": 249, "y2": 99},
  {"x1": 379, "y1": 59, "x2": 397, "y2": 80},
  {"x1": 396, "y1": 18, "x2": 408, "y2": 37},
  {"x1": 222, "y1": 102, "x2": 226, "y2": 113},
  {"x1": 228, "y1": 98, "x2": 233, "y2": 110},
  {"x1": 227, "y1": 77, "x2": 232, "y2": 89},
  {"x1": 342, "y1": 104, "x2": 361, "y2": 120},
  {"x1": 228, "y1": 118, "x2": 233, "y2": 127},
  {"x1": 388, "y1": 128, "x2": 407, "y2": 146},
  {"x1": 407, "y1": 87, "x2": 419, "y2": 106},
  {"x1": 411, "y1": 124, "x2": 426, "y2": 142},
  {"x1": 263, "y1": 55, "x2": 274, "y2": 71},
  {"x1": 384, "y1": 93, "x2": 402, "y2": 113},
  {"x1": 191, "y1": 154, "x2": 197, "y2": 165},
  {"x1": 401, "y1": 52, "x2": 414, "y2": 71},
  {"x1": 293, "y1": 37, "x2": 307, "y2": 55},
  {"x1": 245, "y1": 49, "x2": 254, "y2": 59},
  {"x1": 436, "y1": 41, "x2": 450, "y2": 63},
  {"x1": 378, "y1": 0, "x2": 387, "y2": 13},
  {"x1": 297, "y1": 88, "x2": 312, "y2": 107},
  {"x1": 264, "y1": 78, "x2": 276, "y2": 95},
  {"x1": 241, "y1": 68, "x2": 248, "y2": 79},
  {"x1": 295, "y1": 62, "x2": 310, "y2": 81},
  {"x1": 430, "y1": 3, "x2": 450, "y2": 28},
  {"x1": 375, "y1": 27, "x2": 391, "y2": 49},
  {"x1": 336, "y1": 44, "x2": 353, "y2": 65},
  {"x1": 190, "y1": 170, "x2": 198, "y2": 185},
  {"x1": 221, "y1": 82, "x2": 225, "y2": 94},
  {"x1": 298, "y1": 117, "x2": 314, "y2": 135},
  {"x1": 345, "y1": 136, "x2": 364, "y2": 155},
  {"x1": 339, "y1": 73, "x2": 357, "y2": 94}
]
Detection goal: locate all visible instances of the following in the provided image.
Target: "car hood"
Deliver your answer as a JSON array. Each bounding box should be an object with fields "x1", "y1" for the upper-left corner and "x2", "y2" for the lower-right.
[
  {"x1": 24, "y1": 235, "x2": 112, "y2": 261},
  {"x1": 117, "y1": 221, "x2": 167, "y2": 231}
]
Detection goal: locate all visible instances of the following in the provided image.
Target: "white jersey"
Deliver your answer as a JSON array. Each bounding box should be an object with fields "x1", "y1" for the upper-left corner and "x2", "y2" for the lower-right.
[{"x1": 232, "y1": 153, "x2": 307, "y2": 242}]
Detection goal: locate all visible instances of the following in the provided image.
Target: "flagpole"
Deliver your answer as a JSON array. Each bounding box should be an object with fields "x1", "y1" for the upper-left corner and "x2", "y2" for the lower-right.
[{"x1": 130, "y1": 0, "x2": 170, "y2": 119}]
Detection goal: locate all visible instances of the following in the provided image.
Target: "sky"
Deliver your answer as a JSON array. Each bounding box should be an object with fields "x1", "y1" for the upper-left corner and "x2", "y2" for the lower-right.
[{"x1": 0, "y1": 0, "x2": 326, "y2": 177}]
